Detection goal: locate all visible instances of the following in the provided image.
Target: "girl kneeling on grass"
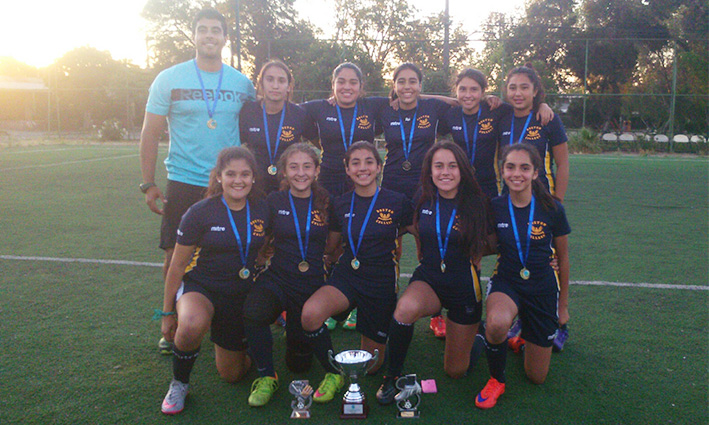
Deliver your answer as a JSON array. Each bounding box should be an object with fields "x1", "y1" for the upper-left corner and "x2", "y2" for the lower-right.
[
  {"x1": 159, "y1": 146, "x2": 268, "y2": 415},
  {"x1": 475, "y1": 143, "x2": 570, "y2": 409}
]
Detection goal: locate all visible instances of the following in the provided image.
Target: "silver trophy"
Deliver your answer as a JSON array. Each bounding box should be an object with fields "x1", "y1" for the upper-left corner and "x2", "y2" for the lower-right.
[
  {"x1": 289, "y1": 380, "x2": 313, "y2": 419},
  {"x1": 328, "y1": 349, "x2": 379, "y2": 419},
  {"x1": 395, "y1": 374, "x2": 422, "y2": 418}
]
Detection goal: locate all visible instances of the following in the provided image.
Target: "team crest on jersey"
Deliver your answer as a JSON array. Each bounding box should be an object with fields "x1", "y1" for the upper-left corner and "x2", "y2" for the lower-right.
[
  {"x1": 251, "y1": 219, "x2": 266, "y2": 237},
  {"x1": 526, "y1": 126, "x2": 542, "y2": 141},
  {"x1": 452, "y1": 215, "x2": 461, "y2": 232},
  {"x1": 375, "y1": 208, "x2": 394, "y2": 225},
  {"x1": 280, "y1": 126, "x2": 296, "y2": 142},
  {"x1": 417, "y1": 115, "x2": 432, "y2": 129},
  {"x1": 530, "y1": 220, "x2": 547, "y2": 240},
  {"x1": 357, "y1": 115, "x2": 372, "y2": 130},
  {"x1": 311, "y1": 210, "x2": 327, "y2": 227},
  {"x1": 479, "y1": 118, "x2": 494, "y2": 134}
]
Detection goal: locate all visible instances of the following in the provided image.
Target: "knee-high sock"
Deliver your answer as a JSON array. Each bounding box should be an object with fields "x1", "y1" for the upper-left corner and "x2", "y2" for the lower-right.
[
  {"x1": 245, "y1": 324, "x2": 275, "y2": 378},
  {"x1": 387, "y1": 319, "x2": 414, "y2": 377},
  {"x1": 304, "y1": 325, "x2": 339, "y2": 374},
  {"x1": 485, "y1": 337, "x2": 507, "y2": 383},
  {"x1": 172, "y1": 346, "x2": 200, "y2": 384}
]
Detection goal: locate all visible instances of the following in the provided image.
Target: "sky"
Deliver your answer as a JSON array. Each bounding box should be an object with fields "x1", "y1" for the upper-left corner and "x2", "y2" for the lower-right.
[{"x1": 1, "y1": 0, "x2": 525, "y2": 69}]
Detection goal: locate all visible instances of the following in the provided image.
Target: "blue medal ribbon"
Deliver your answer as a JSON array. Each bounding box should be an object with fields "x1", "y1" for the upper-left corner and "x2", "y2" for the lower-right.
[
  {"x1": 347, "y1": 187, "x2": 380, "y2": 263},
  {"x1": 398, "y1": 107, "x2": 418, "y2": 163},
  {"x1": 288, "y1": 191, "x2": 312, "y2": 266},
  {"x1": 507, "y1": 194, "x2": 535, "y2": 273},
  {"x1": 222, "y1": 197, "x2": 252, "y2": 270},
  {"x1": 509, "y1": 112, "x2": 532, "y2": 145},
  {"x1": 436, "y1": 193, "x2": 457, "y2": 271},
  {"x1": 462, "y1": 107, "x2": 482, "y2": 164},
  {"x1": 336, "y1": 103, "x2": 358, "y2": 152},
  {"x1": 193, "y1": 59, "x2": 224, "y2": 121},
  {"x1": 262, "y1": 103, "x2": 287, "y2": 168}
]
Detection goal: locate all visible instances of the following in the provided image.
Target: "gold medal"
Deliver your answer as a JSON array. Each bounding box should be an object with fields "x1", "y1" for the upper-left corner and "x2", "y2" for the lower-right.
[
  {"x1": 267, "y1": 165, "x2": 277, "y2": 175},
  {"x1": 520, "y1": 268, "x2": 530, "y2": 280},
  {"x1": 239, "y1": 267, "x2": 250, "y2": 279},
  {"x1": 351, "y1": 258, "x2": 360, "y2": 270},
  {"x1": 402, "y1": 160, "x2": 412, "y2": 171},
  {"x1": 207, "y1": 118, "x2": 217, "y2": 129},
  {"x1": 298, "y1": 261, "x2": 310, "y2": 273},
  {"x1": 440, "y1": 261, "x2": 446, "y2": 273}
]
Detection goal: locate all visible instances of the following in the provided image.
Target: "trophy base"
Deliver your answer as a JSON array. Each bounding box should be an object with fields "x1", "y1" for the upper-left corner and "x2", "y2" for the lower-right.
[
  {"x1": 291, "y1": 409, "x2": 311, "y2": 419},
  {"x1": 341, "y1": 402, "x2": 368, "y2": 419},
  {"x1": 397, "y1": 409, "x2": 420, "y2": 419}
]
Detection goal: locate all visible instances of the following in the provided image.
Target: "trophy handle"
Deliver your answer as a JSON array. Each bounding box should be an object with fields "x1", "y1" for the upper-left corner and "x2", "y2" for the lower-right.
[
  {"x1": 327, "y1": 349, "x2": 341, "y2": 373},
  {"x1": 365, "y1": 349, "x2": 380, "y2": 374}
]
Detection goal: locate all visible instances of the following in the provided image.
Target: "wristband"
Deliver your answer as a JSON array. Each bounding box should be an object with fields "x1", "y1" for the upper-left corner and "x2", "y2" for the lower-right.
[{"x1": 152, "y1": 309, "x2": 176, "y2": 321}]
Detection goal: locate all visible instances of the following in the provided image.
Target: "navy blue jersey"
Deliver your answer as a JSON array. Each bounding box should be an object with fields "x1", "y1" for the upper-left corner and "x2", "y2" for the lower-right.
[
  {"x1": 379, "y1": 98, "x2": 450, "y2": 197},
  {"x1": 239, "y1": 101, "x2": 317, "y2": 193},
  {"x1": 177, "y1": 196, "x2": 269, "y2": 291},
  {"x1": 490, "y1": 194, "x2": 571, "y2": 295},
  {"x1": 440, "y1": 103, "x2": 512, "y2": 198},
  {"x1": 329, "y1": 188, "x2": 413, "y2": 294},
  {"x1": 301, "y1": 98, "x2": 388, "y2": 180},
  {"x1": 265, "y1": 190, "x2": 331, "y2": 280},
  {"x1": 414, "y1": 194, "x2": 472, "y2": 273},
  {"x1": 498, "y1": 113, "x2": 567, "y2": 194}
]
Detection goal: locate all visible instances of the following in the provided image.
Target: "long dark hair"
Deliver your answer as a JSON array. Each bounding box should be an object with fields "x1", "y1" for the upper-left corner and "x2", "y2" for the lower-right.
[
  {"x1": 505, "y1": 64, "x2": 546, "y2": 113},
  {"x1": 389, "y1": 62, "x2": 423, "y2": 100},
  {"x1": 206, "y1": 146, "x2": 264, "y2": 201},
  {"x1": 417, "y1": 141, "x2": 489, "y2": 258},
  {"x1": 277, "y1": 142, "x2": 330, "y2": 223},
  {"x1": 499, "y1": 143, "x2": 557, "y2": 211},
  {"x1": 331, "y1": 62, "x2": 366, "y2": 99}
]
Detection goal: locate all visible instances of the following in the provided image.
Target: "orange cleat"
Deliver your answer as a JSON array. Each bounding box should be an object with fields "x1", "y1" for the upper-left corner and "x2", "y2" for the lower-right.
[
  {"x1": 429, "y1": 315, "x2": 446, "y2": 338},
  {"x1": 508, "y1": 336, "x2": 526, "y2": 354},
  {"x1": 475, "y1": 377, "x2": 506, "y2": 409}
]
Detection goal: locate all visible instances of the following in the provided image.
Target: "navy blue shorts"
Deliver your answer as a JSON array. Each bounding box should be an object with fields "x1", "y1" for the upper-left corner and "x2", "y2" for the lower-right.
[
  {"x1": 160, "y1": 180, "x2": 206, "y2": 250},
  {"x1": 177, "y1": 278, "x2": 248, "y2": 351},
  {"x1": 410, "y1": 264, "x2": 483, "y2": 325},
  {"x1": 486, "y1": 277, "x2": 559, "y2": 347},
  {"x1": 326, "y1": 273, "x2": 397, "y2": 344}
]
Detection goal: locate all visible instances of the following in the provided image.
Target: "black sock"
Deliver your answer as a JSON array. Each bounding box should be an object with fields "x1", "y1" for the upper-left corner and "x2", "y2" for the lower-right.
[
  {"x1": 172, "y1": 346, "x2": 200, "y2": 384},
  {"x1": 304, "y1": 325, "x2": 339, "y2": 374},
  {"x1": 245, "y1": 324, "x2": 275, "y2": 378},
  {"x1": 485, "y1": 337, "x2": 507, "y2": 383},
  {"x1": 387, "y1": 319, "x2": 414, "y2": 377}
]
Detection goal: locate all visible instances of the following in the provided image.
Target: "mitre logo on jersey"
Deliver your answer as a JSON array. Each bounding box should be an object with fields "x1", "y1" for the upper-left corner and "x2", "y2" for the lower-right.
[
  {"x1": 248, "y1": 127, "x2": 261, "y2": 133},
  {"x1": 479, "y1": 118, "x2": 494, "y2": 134},
  {"x1": 210, "y1": 226, "x2": 226, "y2": 232},
  {"x1": 421, "y1": 209, "x2": 433, "y2": 215},
  {"x1": 311, "y1": 210, "x2": 327, "y2": 227},
  {"x1": 526, "y1": 126, "x2": 542, "y2": 141},
  {"x1": 326, "y1": 116, "x2": 338, "y2": 122},
  {"x1": 375, "y1": 208, "x2": 394, "y2": 225},
  {"x1": 280, "y1": 126, "x2": 296, "y2": 142},
  {"x1": 251, "y1": 219, "x2": 266, "y2": 237},
  {"x1": 530, "y1": 220, "x2": 547, "y2": 240},
  {"x1": 278, "y1": 210, "x2": 291, "y2": 216},
  {"x1": 357, "y1": 115, "x2": 372, "y2": 130},
  {"x1": 417, "y1": 115, "x2": 432, "y2": 129}
]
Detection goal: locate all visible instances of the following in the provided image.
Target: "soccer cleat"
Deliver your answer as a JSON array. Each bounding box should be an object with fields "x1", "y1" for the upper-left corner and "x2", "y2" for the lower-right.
[
  {"x1": 158, "y1": 337, "x2": 173, "y2": 356},
  {"x1": 429, "y1": 315, "x2": 447, "y2": 338},
  {"x1": 161, "y1": 379, "x2": 189, "y2": 415},
  {"x1": 248, "y1": 375, "x2": 279, "y2": 407},
  {"x1": 553, "y1": 324, "x2": 569, "y2": 352},
  {"x1": 376, "y1": 375, "x2": 398, "y2": 405},
  {"x1": 276, "y1": 311, "x2": 287, "y2": 328},
  {"x1": 507, "y1": 318, "x2": 522, "y2": 339},
  {"x1": 325, "y1": 317, "x2": 337, "y2": 331},
  {"x1": 508, "y1": 336, "x2": 526, "y2": 354},
  {"x1": 342, "y1": 309, "x2": 357, "y2": 330},
  {"x1": 475, "y1": 377, "x2": 505, "y2": 409},
  {"x1": 313, "y1": 372, "x2": 344, "y2": 403}
]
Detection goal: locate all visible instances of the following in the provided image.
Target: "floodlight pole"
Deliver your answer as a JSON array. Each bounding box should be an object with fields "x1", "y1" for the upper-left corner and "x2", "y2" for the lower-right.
[
  {"x1": 668, "y1": 41, "x2": 678, "y2": 151},
  {"x1": 234, "y1": 0, "x2": 242, "y2": 71},
  {"x1": 443, "y1": 0, "x2": 450, "y2": 75}
]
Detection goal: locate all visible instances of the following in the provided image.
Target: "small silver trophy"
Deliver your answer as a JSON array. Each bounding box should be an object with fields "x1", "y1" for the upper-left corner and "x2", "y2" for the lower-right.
[
  {"x1": 289, "y1": 380, "x2": 313, "y2": 419},
  {"x1": 328, "y1": 349, "x2": 379, "y2": 419},
  {"x1": 395, "y1": 374, "x2": 422, "y2": 418}
]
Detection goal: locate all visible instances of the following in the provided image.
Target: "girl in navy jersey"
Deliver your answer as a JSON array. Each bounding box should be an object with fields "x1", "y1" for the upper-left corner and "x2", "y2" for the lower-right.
[
  {"x1": 240, "y1": 60, "x2": 317, "y2": 194},
  {"x1": 474, "y1": 143, "x2": 570, "y2": 410},
  {"x1": 159, "y1": 146, "x2": 268, "y2": 415},
  {"x1": 300, "y1": 141, "x2": 413, "y2": 403},
  {"x1": 375, "y1": 141, "x2": 490, "y2": 404},
  {"x1": 242, "y1": 143, "x2": 332, "y2": 406},
  {"x1": 301, "y1": 63, "x2": 389, "y2": 197},
  {"x1": 497, "y1": 65, "x2": 569, "y2": 202}
]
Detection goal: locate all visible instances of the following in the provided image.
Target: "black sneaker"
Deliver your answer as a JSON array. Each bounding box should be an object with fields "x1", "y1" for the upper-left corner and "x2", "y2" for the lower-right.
[{"x1": 376, "y1": 375, "x2": 398, "y2": 405}]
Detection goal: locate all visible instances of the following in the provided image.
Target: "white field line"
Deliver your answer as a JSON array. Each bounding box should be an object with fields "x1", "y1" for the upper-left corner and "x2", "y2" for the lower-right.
[
  {"x1": 1, "y1": 153, "x2": 138, "y2": 171},
  {"x1": 2, "y1": 255, "x2": 707, "y2": 291}
]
